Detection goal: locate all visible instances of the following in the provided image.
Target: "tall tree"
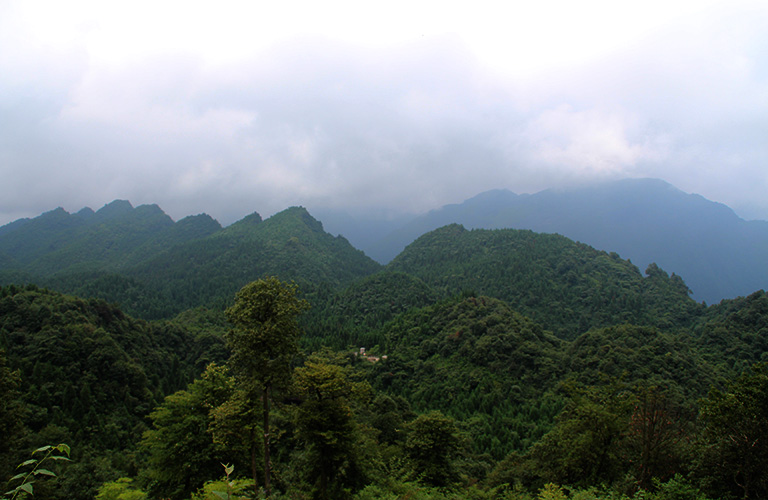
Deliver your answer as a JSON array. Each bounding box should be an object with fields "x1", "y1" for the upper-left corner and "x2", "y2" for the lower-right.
[
  {"x1": 224, "y1": 277, "x2": 308, "y2": 497},
  {"x1": 294, "y1": 356, "x2": 370, "y2": 499}
]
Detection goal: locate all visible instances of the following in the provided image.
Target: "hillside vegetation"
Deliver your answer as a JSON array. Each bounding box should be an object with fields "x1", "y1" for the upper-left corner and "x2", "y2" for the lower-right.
[{"x1": 1, "y1": 200, "x2": 767, "y2": 500}]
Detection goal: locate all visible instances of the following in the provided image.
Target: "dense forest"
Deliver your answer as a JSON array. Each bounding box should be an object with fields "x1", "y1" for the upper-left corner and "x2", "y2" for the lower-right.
[{"x1": 1, "y1": 203, "x2": 768, "y2": 499}]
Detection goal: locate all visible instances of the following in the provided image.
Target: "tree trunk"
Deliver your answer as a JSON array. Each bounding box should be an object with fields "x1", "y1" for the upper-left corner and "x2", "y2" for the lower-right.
[
  {"x1": 263, "y1": 384, "x2": 271, "y2": 497},
  {"x1": 250, "y1": 427, "x2": 259, "y2": 497}
]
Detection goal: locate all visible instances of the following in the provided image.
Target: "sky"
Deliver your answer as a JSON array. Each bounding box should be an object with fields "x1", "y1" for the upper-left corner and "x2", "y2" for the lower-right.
[{"x1": 1, "y1": 0, "x2": 767, "y2": 226}]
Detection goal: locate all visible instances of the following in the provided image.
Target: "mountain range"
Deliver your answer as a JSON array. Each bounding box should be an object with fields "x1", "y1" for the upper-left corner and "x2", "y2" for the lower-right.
[
  {"x1": 1, "y1": 178, "x2": 766, "y2": 309},
  {"x1": 317, "y1": 178, "x2": 768, "y2": 303},
  {"x1": 3, "y1": 178, "x2": 768, "y2": 499}
]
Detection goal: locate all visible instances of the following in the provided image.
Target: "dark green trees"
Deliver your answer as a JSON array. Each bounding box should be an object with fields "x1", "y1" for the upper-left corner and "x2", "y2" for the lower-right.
[
  {"x1": 224, "y1": 277, "x2": 308, "y2": 496},
  {"x1": 294, "y1": 359, "x2": 368, "y2": 499},
  {"x1": 698, "y1": 363, "x2": 768, "y2": 499},
  {"x1": 403, "y1": 411, "x2": 461, "y2": 487},
  {"x1": 141, "y1": 364, "x2": 234, "y2": 500}
]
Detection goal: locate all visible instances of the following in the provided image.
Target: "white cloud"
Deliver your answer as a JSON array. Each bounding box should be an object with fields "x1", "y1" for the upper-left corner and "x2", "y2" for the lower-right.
[{"x1": 1, "y1": 0, "x2": 768, "y2": 225}]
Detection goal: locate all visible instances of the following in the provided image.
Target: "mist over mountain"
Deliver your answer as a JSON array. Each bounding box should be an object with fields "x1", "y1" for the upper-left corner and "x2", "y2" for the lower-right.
[
  {"x1": 328, "y1": 178, "x2": 768, "y2": 304},
  {"x1": 2, "y1": 177, "x2": 767, "y2": 306}
]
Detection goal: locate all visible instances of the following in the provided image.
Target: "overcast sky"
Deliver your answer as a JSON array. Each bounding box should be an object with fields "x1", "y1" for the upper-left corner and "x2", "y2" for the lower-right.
[{"x1": 2, "y1": 0, "x2": 767, "y2": 226}]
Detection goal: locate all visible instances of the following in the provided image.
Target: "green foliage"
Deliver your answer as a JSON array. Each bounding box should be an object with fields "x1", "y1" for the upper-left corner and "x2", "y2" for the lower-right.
[
  {"x1": 519, "y1": 382, "x2": 632, "y2": 489},
  {"x1": 7, "y1": 205, "x2": 768, "y2": 500},
  {"x1": 4, "y1": 444, "x2": 70, "y2": 500},
  {"x1": 645, "y1": 474, "x2": 712, "y2": 500},
  {"x1": 403, "y1": 411, "x2": 461, "y2": 487},
  {"x1": 294, "y1": 359, "x2": 370, "y2": 498},
  {"x1": 141, "y1": 364, "x2": 235, "y2": 500},
  {"x1": 386, "y1": 225, "x2": 702, "y2": 339},
  {"x1": 0, "y1": 284, "x2": 226, "y2": 500},
  {"x1": 95, "y1": 477, "x2": 147, "y2": 500},
  {"x1": 225, "y1": 277, "x2": 309, "y2": 496},
  {"x1": 0, "y1": 350, "x2": 27, "y2": 478},
  {"x1": 225, "y1": 277, "x2": 309, "y2": 390},
  {"x1": 370, "y1": 295, "x2": 565, "y2": 458},
  {"x1": 566, "y1": 325, "x2": 712, "y2": 398},
  {"x1": 198, "y1": 463, "x2": 252, "y2": 500},
  {"x1": 696, "y1": 363, "x2": 768, "y2": 499},
  {"x1": 305, "y1": 271, "x2": 438, "y2": 350}
]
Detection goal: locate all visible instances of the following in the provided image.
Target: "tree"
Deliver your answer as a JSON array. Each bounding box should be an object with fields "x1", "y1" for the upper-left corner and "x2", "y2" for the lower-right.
[
  {"x1": 141, "y1": 364, "x2": 233, "y2": 500},
  {"x1": 698, "y1": 363, "x2": 768, "y2": 499},
  {"x1": 294, "y1": 357, "x2": 370, "y2": 499},
  {"x1": 403, "y1": 411, "x2": 461, "y2": 487},
  {"x1": 522, "y1": 381, "x2": 631, "y2": 489},
  {"x1": 224, "y1": 277, "x2": 308, "y2": 497},
  {"x1": 0, "y1": 350, "x2": 27, "y2": 479},
  {"x1": 626, "y1": 386, "x2": 690, "y2": 491}
]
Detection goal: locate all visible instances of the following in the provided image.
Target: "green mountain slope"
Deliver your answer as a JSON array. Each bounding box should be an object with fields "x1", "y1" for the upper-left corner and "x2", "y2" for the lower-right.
[
  {"x1": 369, "y1": 295, "x2": 565, "y2": 457},
  {"x1": 0, "y1": 201, "x2": 222, "y2": 276},
  {"x1": 385, "y1": 224, "x2": 703, "y2": 339},
  {"x1": 0, "y1": 284, "x2": 227, "y2": 499},
  {"x1": 0, "y1": 204, "x2": 381, "y2": 319},
  {"x1": 303, "y1": 271, "x2": 439, "y2": 350},
  {"x1": 124, "y1": 207, "x2": 382, "y2": 316}
]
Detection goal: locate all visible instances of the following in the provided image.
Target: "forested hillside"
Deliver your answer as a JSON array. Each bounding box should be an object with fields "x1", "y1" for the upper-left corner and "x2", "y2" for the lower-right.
[
  {"x1": 2, "y1": 202, "x2": 768, "y2": 500},
  {"x1": 0, "y1": 284, "x2": 228, "y2": 499},
  {"x1": 0, "y1": 205, "x2": 381, "y2": 319},
  {"x1": 386, "y1": 224, "x2": 702, "y2": 339},
  {"x1": 350, "y1": 178, "x2": 768, "y2": 303}
]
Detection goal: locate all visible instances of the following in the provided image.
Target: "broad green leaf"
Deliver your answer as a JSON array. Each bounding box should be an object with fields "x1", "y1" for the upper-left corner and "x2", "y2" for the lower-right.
[
  {"x1": 49, "y1": 456, "x2": 72, "y2": 461},
  {"x1": 10, "y1": 472, "x2": 26, "y2": 481},
  {"x1": 21, "y1": 483, "x2": 33, "y2": 494},
  {"x1": 55, "y1": 443, "x2": 71, "y2": 457},
  {"x1": 33, "y1": 469, "x2": 57, "y2": 477},
  {"x1": 18, "y1": 459, "x2": 37, "y2": 467},
  {"x1": 33, "y1": 445, "x2": 52, "y2": 454},
  {"x1": 212, "y1": 491, "x2": 229, "y2": 500}
]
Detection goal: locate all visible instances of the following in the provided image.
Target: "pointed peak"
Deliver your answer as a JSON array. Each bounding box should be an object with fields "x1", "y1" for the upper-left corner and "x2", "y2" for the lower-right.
[
  {"x1": 95, "y1": 200, "x2": 134, "y2": 219},
  {"x1": 75, "y1": 207, "x2": 95, "y2": 219},
  {"x1": 268, "y1": 206, "x2": 324, "y2": 233},
  {"x1": 233, "y1": 211, "x2": 263, "y2": 226}
]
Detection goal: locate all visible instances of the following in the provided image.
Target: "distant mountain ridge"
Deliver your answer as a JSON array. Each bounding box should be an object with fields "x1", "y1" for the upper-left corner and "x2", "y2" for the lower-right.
[
  {"x1": 3, "y1": 177, "x2": 768, "y2": 308},
  {"x1": 355, "y1": 179, "x2": 768, "y2": 303},
  {"x1": 0, "y1": 202, "x2": 381, "y2": 318}
]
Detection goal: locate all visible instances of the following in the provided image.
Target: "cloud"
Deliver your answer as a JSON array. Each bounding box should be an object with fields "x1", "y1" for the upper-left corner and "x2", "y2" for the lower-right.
[{"x1": 1, "y1": 1, "x2": 767, "y2": 225}]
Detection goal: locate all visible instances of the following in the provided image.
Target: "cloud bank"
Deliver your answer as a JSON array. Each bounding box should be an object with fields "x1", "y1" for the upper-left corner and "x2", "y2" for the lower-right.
[{"x1": 1, "y1": 1, "x2": 767, "y2": 225}]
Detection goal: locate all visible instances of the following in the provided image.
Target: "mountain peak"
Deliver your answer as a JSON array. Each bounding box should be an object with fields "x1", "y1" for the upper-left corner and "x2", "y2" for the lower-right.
[
  {"x1": 95, "y1": 200, "x2": 134, "y2": 219},
  {"x1": 267, "y1": 206, "x2": 325, "y2": 233}
]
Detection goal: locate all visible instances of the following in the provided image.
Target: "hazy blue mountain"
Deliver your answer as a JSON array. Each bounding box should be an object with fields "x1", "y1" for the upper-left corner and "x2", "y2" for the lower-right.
[
  {"x1": 0, "y1": 201, "x2": 223, "y2": 276},
  {"x1": 364, "y1": 179, "x2": 768, "y2": 303}
]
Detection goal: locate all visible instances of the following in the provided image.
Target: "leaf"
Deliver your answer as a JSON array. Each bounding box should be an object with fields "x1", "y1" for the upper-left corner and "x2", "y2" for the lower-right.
[
  {"x1": 55, "y1": 443, "x2": 71, "y2": 457},
  {"x1": 10, "y1": 473, "x2": 26, "y2": 481},
  {"x1": 21, "y1": 483, "x2": 34, "y2": 494},
  {"x1": 212, "y1": 491, "x2": 229, "y2": 500},
  {"x1": 33, "y1": 469, "x2": 57, "y2": 477},
  {"x1": 49, "y1": 456, "x2": 72, "y2": 461},
  {"x1": 18, "y1": 459, "x2": 37, "y2": 467},
  {"x1": 33, "y1": 445, "x2": 52, "y2": 454}
]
